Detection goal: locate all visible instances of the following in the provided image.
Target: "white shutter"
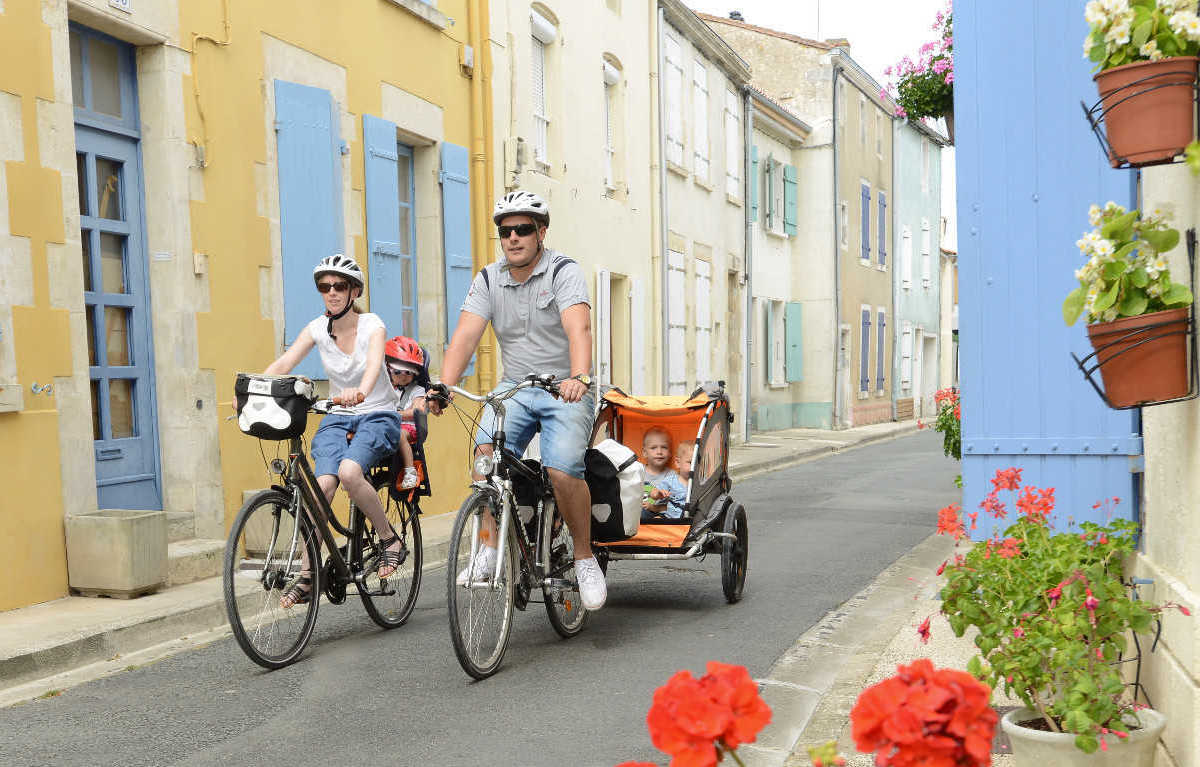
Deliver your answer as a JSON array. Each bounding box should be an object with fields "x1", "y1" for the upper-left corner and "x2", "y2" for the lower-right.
[
  {"x1": 603, "y1": 82, "x2": 614, "y2": 188},
  {"x1": 901, "y1": 323, "x2": 913, "y2": 386},
  {"x1": 695, "y1": 260, "x2": 712, "y2": 384},
  {"x1": 596, "y1": 269, "x2": 612, "y2": 389},
  {"x1": 631, "y1": 279, "x2": 647, "y2": 393},
  {"x1": 530, "y1": 8, "x2": 557, "y2": 43},
  {"x1": 693, "y1": 61, "x2": 709, "y2": 182},
  {"x1": 665, "y1": 37, "x2": 683, "y2": 166},
  {"x1": 725, "y1": 89, "x2": 740, "y2": 196},
  {"x1": 667, "y1": 250, "x2": 687, "y2": 394},
  {"x1": 901, "y1": 226, "x2": 913, "y2": 289},
  {"x1": 920, "y1": 219, "x2": 932, "y2": 286},
  {"x1": 532, "y1": 37, "x2": 549, "y2": 164}
]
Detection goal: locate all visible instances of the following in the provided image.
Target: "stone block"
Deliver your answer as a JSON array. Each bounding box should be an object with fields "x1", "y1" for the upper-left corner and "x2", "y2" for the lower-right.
[
  {"x1": 166, "y1": 538, "x2": 224, "y2": 586},
  {"x1": 65, "y1": 509, "x2": 167, "y2": 597}
]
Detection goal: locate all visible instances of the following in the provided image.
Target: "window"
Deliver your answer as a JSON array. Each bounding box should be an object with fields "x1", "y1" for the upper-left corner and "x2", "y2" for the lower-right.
[
  {"x1": 839, "y1": 201, "x2": 848, "y2": 249},
  {"x1": 876, "y1": 307, "x2": 886, "y2": 393},
  {"x1": 860, "y1": 182, "x2": 871, "y2": 262},
  {"x1": 900, "y1": 225, "x2": 913, "y2": 289},
  {"x1": 693, "y1": 61, "x2": 709, "y2": 183},
  {"x1": 665, "y1": 36, "x2": 684, "y2": 166},
  {"x1": 766, "y1": 300, "x2": 785, "y2": 386},
  {"x1": 762, "y1": 156, "x2": 785, "y2": 234},
  {"x1": 921, "y1": 218, "x2": 932, "y2": 287},
  {"x1": 859, "y1": 306, "x2": 871, "y2": 395},
  {"x1": 724, "y1": 89, "x2": 740, "y2": 197},
  {"x1": 877, "y1": 190, "x2": 887, "y2": 268},
  {"x1": 530, "y1": 8, "x2": 557, "y2": 168},
  {"x1": 837, "y1": 79, "x2": 846, "y2": 131},
  {"x1": 603, "y1": 60, "x2": 621, "y2": 190},
  {"x1": 859, "y1": 96, "x2": 866, "y2": 148}
]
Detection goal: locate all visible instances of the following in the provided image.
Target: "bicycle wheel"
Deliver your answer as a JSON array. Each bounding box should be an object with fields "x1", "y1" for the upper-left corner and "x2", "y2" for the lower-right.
[
  {"x1": 543, "y1": 507, "x2": 588, "y2": 638},
  {"x1": 357, "y1": 491, "x2": 423, "y2": 629},
  {"x1": 721, "y1": 503, "x2": 748, "y2": 604},
  {"x1": 446, "y1": 490, "x2": 515, "y2": 680},
  {"x1": 224, "y1": 489, "x2": 322, "y2": 669}
]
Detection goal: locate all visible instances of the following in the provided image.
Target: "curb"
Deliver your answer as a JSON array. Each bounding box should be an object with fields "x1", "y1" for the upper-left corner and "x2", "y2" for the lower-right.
[
  {"x1": 735, "y1": 531, "x2": 954, "y2": 766},
  {"x1": 729, "y1": 422, "x2": 922, "y2": 483}
]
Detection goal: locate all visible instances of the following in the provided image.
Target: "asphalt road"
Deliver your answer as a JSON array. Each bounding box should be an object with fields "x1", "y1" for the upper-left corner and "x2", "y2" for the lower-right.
[{"x1": 0, "y1": 432, "x2": 958, "y2": 767}]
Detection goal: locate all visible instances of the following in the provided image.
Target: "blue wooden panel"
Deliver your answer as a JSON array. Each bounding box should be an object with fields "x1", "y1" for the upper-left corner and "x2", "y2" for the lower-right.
[
  {"x1": 860, "y1": 184, "x2": 871, "y2": 261},
  {"x1": 440, "y1": 142, "x2": 475, "y2": 376},
  {"x1": 783, "y1": 163, "x2": 798, "y2": 236},
  {"x1": 878, "y1": 191, "x2": 887, "y2": 266},
  {"x1": 860, "y1": 308, "x2": 871, "y2": 391},
  {"x1": 877, "y1": 309, "x2": 886, "y2": 389},
  {"x1": 363, "y1": 115, "x2": 405, "y2": 338},
  {"x1": 275, "y1": 80, "x2": 342, "y2": 379},
  {"x1": 785, "y1": 301, "x2": 803, "y2": 381},
  {"x1": 957, "y1": 0, "x2": 1139, "y2": 539},
  {"x1": 750, "y1": 145, "x2": 759, "y2": 221}
]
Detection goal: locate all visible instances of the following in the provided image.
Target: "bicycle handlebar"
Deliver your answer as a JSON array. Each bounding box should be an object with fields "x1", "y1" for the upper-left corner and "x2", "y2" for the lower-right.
[{"x1": 429, "y1": 374, "x2": 561, "y2": 407}]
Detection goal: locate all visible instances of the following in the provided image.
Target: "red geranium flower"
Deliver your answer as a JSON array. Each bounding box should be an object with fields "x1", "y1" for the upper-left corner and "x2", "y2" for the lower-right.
[{"x1": 699, "y1": 662, "x2": 772, "y2": 749}]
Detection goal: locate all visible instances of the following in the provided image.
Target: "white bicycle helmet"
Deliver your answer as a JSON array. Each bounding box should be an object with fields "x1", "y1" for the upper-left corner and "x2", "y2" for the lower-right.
[
  {"x1": 492, "y1": 190, "x2": 550, "y2": 225},
  {"x1": 313, "y1": 253, "x2": 364, "y2": 287}
]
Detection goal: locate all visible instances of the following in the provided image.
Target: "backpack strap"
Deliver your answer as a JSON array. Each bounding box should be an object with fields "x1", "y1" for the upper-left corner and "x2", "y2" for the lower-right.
[
  {"x1": 616, "y1": 454, "x2": 638, "y2": 472},
  {"x1": 550, "y1": 256, "x2": 576, "y2": 282}
]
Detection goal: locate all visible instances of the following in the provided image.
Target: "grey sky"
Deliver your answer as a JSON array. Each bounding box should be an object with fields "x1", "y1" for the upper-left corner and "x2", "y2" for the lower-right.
[{"x1": 687, "y1": 0, "x2": 950, "y2": 87}]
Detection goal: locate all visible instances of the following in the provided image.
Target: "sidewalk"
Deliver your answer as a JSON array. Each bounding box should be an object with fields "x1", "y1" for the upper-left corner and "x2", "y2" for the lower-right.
[{"x1": 0, "y1": 418, "x2": 920, "y2": 707}]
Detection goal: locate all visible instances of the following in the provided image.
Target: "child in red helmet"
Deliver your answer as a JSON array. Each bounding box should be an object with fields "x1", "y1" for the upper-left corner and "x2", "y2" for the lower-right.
[{"x1": 384, "y1": 336, "x2": 427, "y2": 490}]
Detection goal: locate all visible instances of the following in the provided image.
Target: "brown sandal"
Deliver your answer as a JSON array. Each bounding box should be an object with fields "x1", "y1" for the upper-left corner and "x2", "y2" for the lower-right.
[
  {"x1": 279, "y1": 574, "x2": 313, "y2": 609},
  {"x1": 377, "y1": 535, "x2": 408, "y2": 579}
]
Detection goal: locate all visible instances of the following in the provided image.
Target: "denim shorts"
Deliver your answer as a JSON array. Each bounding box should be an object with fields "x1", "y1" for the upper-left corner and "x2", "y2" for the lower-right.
[
  {"x1": 311, "y1": 411, "x2": 405, "y2": 478},
  {"x1": 474, "y1": 384, "x2": 595, "y2": 478}
]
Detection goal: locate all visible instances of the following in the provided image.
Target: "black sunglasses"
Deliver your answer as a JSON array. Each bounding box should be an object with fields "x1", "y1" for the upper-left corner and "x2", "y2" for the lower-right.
[
  {"x1": 317, "y1": 280, "x2": 350, "y2": 294},
  {"x1": 498, "y1": 223, "x2": 538, "y2": 238}
]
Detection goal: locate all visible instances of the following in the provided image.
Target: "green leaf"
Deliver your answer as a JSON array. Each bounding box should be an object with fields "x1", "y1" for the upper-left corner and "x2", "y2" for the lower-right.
[
  {"x1": 1102, "y1": 211, "x2": 1137, "y2": 241},
  {"x1": 1114, "y1": 241, "x2": 1138, "y2": 260},
  {"x1": 1162, "y1": 283, "x2": 1193, "y2": 305},
  {"x1": 967, "y1": 655, "x2": 983, "y2": 677},
  {"x1": 1133, "y1": 19, "x2": 1153, "y2": 49},
  {"x1": 1075, "y1": 734, "x2": 1100, "y2": 754},
  {"x1": 1102, "y1": 261, "x2": 1127, "y2": 280},
  {"x1": 1094, "y1": 280, "x2": 1120, "y2": 313},
  {"x1": 1142, "y1": 227, "x2": 1180, "y2": 253},
  {"x1": 1090, "y1": 43, "x2": 1108, "y2": 62},
  {"x1": 1063, "y1": 286, "x2": 1087, "y2": 325},
  {"x1": 1119, "y1": 288, "x2": 1148, "y2": 316},
  {"x1": 1131, "y1": 267, "x2": 1150, "y2": 287},
  {"x1": 1111, "y1": 48, "x2": 1128, "y2": 66}
]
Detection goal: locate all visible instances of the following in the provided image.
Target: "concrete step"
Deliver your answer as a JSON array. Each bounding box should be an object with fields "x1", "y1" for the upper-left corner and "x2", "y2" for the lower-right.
[
  {"x1": 166, "y1": 512, "x2": 194, "y2": 543},
  {"x1": 167, "y1": 539, "x2": 224, "y2": 587}
]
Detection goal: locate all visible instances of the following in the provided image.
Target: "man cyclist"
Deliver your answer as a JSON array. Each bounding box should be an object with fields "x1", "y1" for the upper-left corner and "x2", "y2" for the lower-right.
[{"x1": 428, "y1": 190, "x2": 607, "y2": 610}]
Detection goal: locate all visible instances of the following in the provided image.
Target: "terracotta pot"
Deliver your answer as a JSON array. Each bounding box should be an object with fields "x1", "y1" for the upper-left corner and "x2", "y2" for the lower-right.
[
  {"x1": 1001, "y1": 707, "x2": 1165, "y2": 767},
  {"x1": 1087, "y1": 307, "x2": 1190, "y2": 407},
  {"x1": 1094, "y1": 56, "x2": 1198, "y2": 167}
]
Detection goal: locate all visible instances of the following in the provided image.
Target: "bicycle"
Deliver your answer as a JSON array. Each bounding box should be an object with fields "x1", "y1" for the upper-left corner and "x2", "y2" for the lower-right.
[
  {"x1": 430, "y1": 374, "x2": 588, "y2": 679},
  {"x1": 223, "y1": 401, "x2": 424, "y2": 670}
]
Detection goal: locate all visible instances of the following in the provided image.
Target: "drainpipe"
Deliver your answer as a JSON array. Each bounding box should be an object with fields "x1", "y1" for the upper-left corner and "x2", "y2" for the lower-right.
[
  {"x1": 743, "y1": 89, "x2": 754, "y2": 442},
  {"x1": 831, "y1": 62, "x2": 843, "y2": 429},
  {"x1": 468, "y1": 0, "x2": 497, "y2": 391},
  {"x1": 656, "y1": 5, "x2": 671, "y2": 393}
]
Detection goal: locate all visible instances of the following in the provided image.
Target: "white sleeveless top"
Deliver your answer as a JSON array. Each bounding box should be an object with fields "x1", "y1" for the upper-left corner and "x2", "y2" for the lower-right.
[{"x1": 306, "y1": 312, "x2": 401, "y2": 413}]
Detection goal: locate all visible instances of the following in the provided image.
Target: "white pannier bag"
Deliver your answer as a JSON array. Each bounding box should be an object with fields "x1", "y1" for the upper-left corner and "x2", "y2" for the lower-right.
[{"x1": 585, "y1": 438, "x2": 644, "y2": 541}]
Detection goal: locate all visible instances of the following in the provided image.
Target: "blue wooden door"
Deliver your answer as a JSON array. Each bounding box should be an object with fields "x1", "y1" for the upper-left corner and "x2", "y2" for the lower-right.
[
  {"x1": 71, "y1": 25, "x2": 161, "y2": 509},
  {"x1": 275, "y1": 80, "x2": 343, "y2": 379},
  {"x1": 440, "y1": 142, "x2": 475, "y2": 375},
  {"x1": 957, "y1": 0, "x2": 1140, "y2": 537},
  {"x1": 363, "y1": 115, "x2": 418, "y2": 339}
]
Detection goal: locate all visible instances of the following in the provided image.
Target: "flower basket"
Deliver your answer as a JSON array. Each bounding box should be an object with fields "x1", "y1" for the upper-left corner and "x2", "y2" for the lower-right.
[
  {"x1": 1093, "y1": 56, "x2": 1198, "y2": 167},
  {"x1": 1001, "y1": 707, "x2": 1165, "y2": 767},
  {"x1": 1085, "y1": 307, "x2": 1190, "y2": 407}
]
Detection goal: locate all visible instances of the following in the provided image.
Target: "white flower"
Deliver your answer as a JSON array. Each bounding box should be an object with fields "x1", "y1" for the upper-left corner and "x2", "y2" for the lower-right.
[
  {"x1": 1105, "y1": 200, "x2": 1124, "y2": 214},
  {"x1": 1094, "y1": 239, "x2": 1116, "y2": 257},
  {"x1": 1106, "y1": 21, "x2": 1132, "y2": 45},
  {"x1": 1140, "y1": 40, "x2": 1159, "y2": 58},
  {"x1": 1148, "y1": 281, "x2": 1163, "y2": 298},
  {"x1": 1103, "y1": 307, "x2": 1119, "y2": 322},
  {"x1": 1168, "y1": 10, "x2": 1200, "y2": 37},
  {"x1": 1151, "y1": 204, "x2": 1175, "y2": 222},
  {"x1": 1085, "y1": 1, "x2": 1107, "y2": 26},
  {"x1": 1085, "y1": 230, "x2": 1103, "y2": 245},
  {"x1": 1088, "y1": 205, "x2": 1103, "y2": 225},
  {"x1": 1158, "y1": 0, "x2": 1190, "y2": 12},
  {"x1": 1101, "y1": 0, "x2": 1130, "y2": 14}
]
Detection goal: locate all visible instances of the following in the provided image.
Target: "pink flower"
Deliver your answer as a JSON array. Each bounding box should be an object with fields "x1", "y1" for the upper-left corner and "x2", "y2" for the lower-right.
[
  {"x1": 1084, "y1": 589, "x2": 1100, "y2": 612},
  {"x1": 1047, "y1": 585, "x2": 1062, "y2": 607},
  {"x1": 1100, "y1": 738, "x2": 1109, "y2": 752},
  {"x1": 1095, "y1": 648, "x2": 1103, "y2": 660},
  {"x1": 1180, "y1": 605, "x2": 1192, "y2": 617},
  {"x1": 944, "y1": 71, "x2": 955, "y2": 85},
  {"x1": 936, "y1": 560, "x2": 947, "y2": 576},
  {"x1": 917, "y1": 616, "x2": 932, "y2": 644},
  {"x1": 1012, "y1": 627, "x2": 1025, "y2": 639}
]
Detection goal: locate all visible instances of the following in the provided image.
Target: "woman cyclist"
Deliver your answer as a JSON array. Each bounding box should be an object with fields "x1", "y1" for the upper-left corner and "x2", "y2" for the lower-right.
[{"x1": 263, "y1": 253, "x2": 406, "y2": 608}]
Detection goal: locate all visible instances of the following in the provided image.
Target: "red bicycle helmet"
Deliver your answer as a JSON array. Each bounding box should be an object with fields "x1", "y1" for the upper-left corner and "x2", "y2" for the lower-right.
[{"x1": 385, "y1": 335, "x2": 424, "y2": 375}]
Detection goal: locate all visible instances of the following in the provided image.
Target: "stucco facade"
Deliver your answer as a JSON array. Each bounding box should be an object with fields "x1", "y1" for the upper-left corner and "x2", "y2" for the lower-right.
[
  {"x1": 0, "y1": 0, "x2": 485, "y2": 611},
  {"x1": 891, "y1": 118, "x2": 945, "y2": 421}
]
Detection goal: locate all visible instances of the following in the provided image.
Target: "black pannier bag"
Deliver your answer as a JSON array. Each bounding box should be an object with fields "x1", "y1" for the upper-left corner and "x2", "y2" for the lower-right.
[
  {"x1": 585, "y1": 439, "x2": 643, "y2": 542},
  {"x1": 234, "y1": 373, "x2": 317, "y2": 440}
]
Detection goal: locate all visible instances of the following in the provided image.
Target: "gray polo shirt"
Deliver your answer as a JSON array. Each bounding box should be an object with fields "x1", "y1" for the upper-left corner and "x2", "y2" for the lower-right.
[{"x1": 461, "y1": 249, "x2": 590, "y2": 383}]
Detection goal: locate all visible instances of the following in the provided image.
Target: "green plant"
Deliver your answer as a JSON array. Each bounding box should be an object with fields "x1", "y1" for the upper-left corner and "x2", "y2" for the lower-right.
[
  {"x1": 920, "y1": 388, "x2": 961, "y2": 488},
  {"x1": 936, "y1": 468, "x2": 1190, "y2": 753},
  {"x1": 884, "y1": 3, "x2": 953, "y2": 121},
  {"x1": 1085, "y1": 0, "x2": 1200, "y2": 71},
  {"x1": 1063, "y1": 202, "x2": 1193, "y2": 326}
]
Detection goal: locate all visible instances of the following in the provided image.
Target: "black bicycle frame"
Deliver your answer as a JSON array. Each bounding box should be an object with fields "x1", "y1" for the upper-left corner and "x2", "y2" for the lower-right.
[{"x1": 283, "y1": 437, "x2": 362, "y2": 585}]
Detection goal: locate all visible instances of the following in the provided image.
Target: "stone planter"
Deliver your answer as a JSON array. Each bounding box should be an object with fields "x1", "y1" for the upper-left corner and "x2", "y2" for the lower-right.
[
  {"x1": 1001, "y1": 707, "x2": 1165, "y2": 767},
  {"x1": 66, "y1": 509, "x2": 167, "y2": 598}
]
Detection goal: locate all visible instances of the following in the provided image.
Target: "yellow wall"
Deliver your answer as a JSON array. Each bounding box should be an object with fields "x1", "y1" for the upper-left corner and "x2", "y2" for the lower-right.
[{"x1": 0, "y1": 2, "x2": 73, "y2": 610}]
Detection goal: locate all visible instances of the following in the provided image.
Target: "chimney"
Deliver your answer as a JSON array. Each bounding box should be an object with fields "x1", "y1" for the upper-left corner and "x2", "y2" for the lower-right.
[{"x1": 729, "y1": 11, "x2": 744, "y2": 21}]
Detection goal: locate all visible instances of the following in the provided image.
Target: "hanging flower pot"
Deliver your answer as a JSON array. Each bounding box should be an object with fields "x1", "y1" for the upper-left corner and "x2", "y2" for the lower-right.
[
  {"x1": 1094, "y1": 56, "x2": 1198, "y2": 167},
  {"x1": 1087, "y1": 307, "x2": 1190, "y2": 407}
]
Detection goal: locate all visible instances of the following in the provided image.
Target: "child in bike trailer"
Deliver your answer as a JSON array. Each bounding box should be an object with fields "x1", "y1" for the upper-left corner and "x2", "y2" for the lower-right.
[
  {"x1": 384, "y1": 335, "x2": 428, "y2": 491},
  {"x1": 675, "y1": 439, "x2": 695, "y2": 483},
  {"x1": 641, "y1": 427, "x2": 688, "y2": 520},
  {"x1": 262, "y1": 254, "x2": 407, "y2": 608}
]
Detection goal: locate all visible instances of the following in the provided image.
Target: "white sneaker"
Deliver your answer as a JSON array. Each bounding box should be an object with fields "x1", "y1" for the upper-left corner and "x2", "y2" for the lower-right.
[
  {"x1": 399, "y1": 467, "x2": 419, "y2": 490},
  {"x1": 456, "y1": 545, "x2": 497, "y2": 586},
  {"x1": 574, "y1": 556, "x2": 607, "y2": 611}
]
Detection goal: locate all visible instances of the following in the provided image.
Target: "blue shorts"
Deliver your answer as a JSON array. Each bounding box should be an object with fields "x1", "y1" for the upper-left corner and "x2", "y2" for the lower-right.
[
  {"x1": 474, "y1": 385, "x2": 594, "y2": 479},
  {"x1": 311, "y1": 411, "x2": 405, "y2": 478}
]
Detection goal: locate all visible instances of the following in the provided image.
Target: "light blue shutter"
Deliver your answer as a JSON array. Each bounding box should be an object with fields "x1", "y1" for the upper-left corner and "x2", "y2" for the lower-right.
[
  {"x1": 784, "y1": 301, "x2": 803, "y2": 381},
  {"x1": 783, "y1": 164, "x2": 798, "y2": 236},
  {"x1": 860, "y1": 183, "x2": 871, "y2": 261},
  {"x1": 750, "y1": 145, "x2": 759, "y2": 222},
  {"x1": 860, "y1": 309, "x2": 870, "y2": 392},
  {"x1": 764, "y1": 304, "x2": 774, "y2": 378},
  {"x1": 876, "y1": 309, "x2": 886, "y2": 389},
  {"x1": 878, "y1": 191, "x2": 887, "y2": 266},
  {"x1": 275, "y1": 80, "x2": 342, "y2": 379},
  {"x1": 440, "y1": 142, "x2": 475, "y2": 375},
  {"x1": 364, "y1": 115, "x2": 405, "y2": 339}
]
